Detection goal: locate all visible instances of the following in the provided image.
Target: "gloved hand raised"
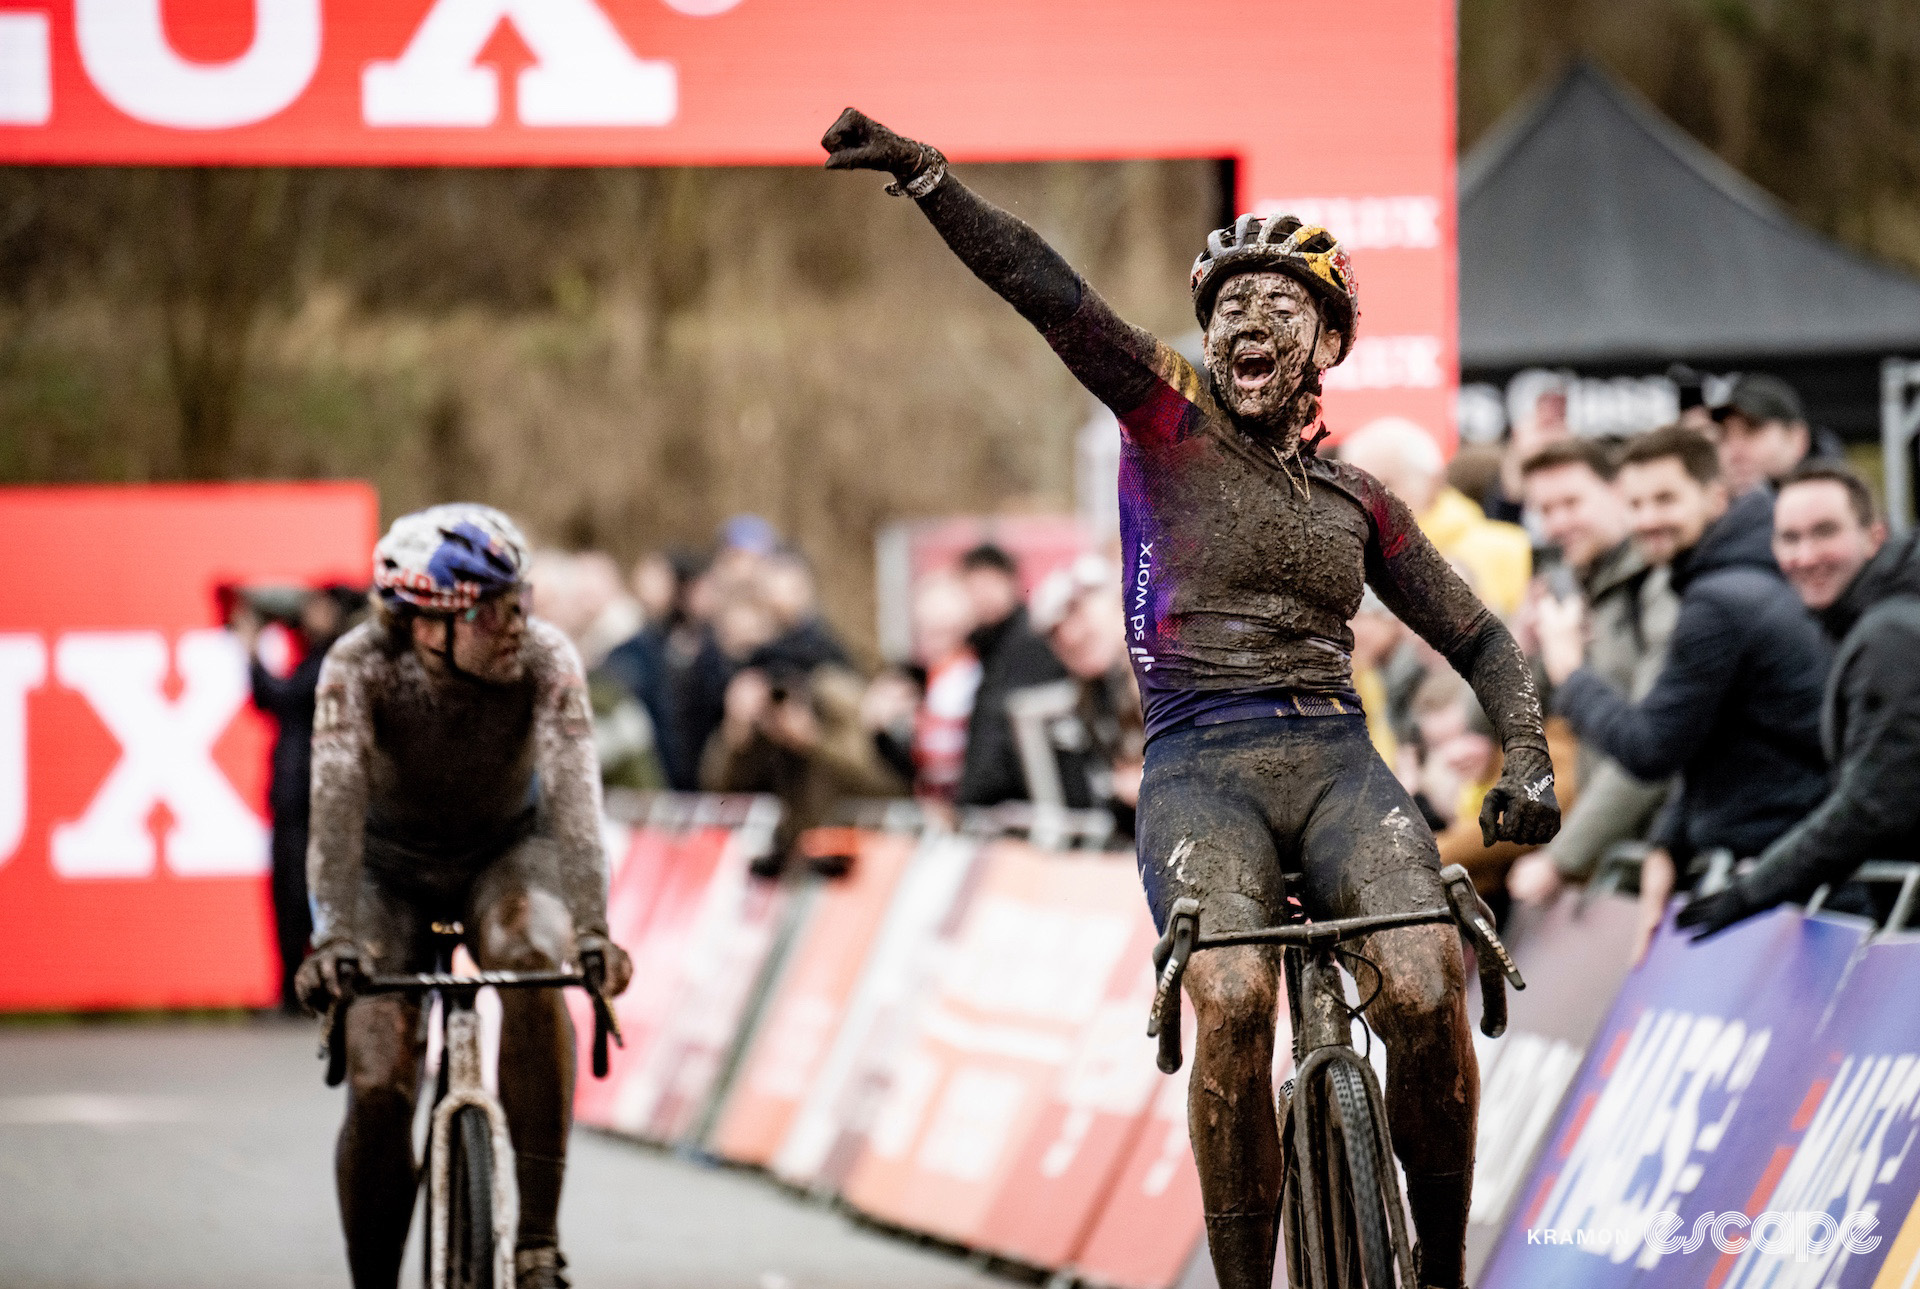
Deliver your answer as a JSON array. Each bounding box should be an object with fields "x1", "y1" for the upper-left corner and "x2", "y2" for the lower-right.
[
  {"x1": 821, "y1": 108, "x2": 941, "y2": 183},
  {"x1": 1478, "y1": 745, "x2": 1561, "y2": 847}
]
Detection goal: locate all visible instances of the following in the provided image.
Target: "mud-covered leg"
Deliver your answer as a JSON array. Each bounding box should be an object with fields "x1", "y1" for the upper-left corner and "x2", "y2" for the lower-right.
[
  {"x1": 1137, "y1": 725, "x2": 1297, "y2": 1289},
  {"x1": 1184, "y1": 944, "x2": 1286, "y2": 1289},
  {"x1": 1301, "y1": 725, "x2": 1478, "y2": 1289},
  {"x1": 1361, "y1": 921, "x2": 1476, "y2": 1288},
  {"x1": 472, "y1": 863, "x2": 578, "y2": 1260},
  {"x1": 337, "y1": 993, "x2": 425, "y2": 1289}
]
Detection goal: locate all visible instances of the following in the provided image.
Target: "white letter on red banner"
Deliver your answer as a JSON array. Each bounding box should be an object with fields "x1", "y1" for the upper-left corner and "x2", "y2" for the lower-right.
[
  {"x1": 0, "y1": 13, "x2": 51, "y2": 125},
  {"x1": 75, "y1": 0, "x2": 321, "y2": 130},
  {"x1": 363, "y1": 0, "x2": 676, "y2": 127},
  {"x1": 51, "y1": 630, "x2": 266, "y2": 878}
]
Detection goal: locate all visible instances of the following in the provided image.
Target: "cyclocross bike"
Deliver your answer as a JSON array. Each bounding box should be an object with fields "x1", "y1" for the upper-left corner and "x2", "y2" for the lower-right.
[
  {"x1": 319, "y1": 923, "x2": 622, "y2": 1289},
  {"x1": 1148, "y1": 863, "x2": 1523, "y2": 1289}
]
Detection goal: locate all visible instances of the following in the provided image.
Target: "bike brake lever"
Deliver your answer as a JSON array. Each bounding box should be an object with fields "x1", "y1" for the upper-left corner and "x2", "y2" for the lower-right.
[
  {"x1": 579, "y1": 950, "x2": 623, "y2": 1080},
  {"x1": 1148, "y1": 899, "x2": 1200, "y2": 1075},
  {"x1": 320, "y1": 959, "x2": 362, "y2": 1087},
  {"x1": 1438, "y1": 865, "x2": 1523, "y2": 1039}
]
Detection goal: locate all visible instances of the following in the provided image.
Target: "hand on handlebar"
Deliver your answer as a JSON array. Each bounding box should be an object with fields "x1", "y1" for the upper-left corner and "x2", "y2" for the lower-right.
[
  {"x1": 295, "y1": 939, "x2": 361, "y2": 1015},
  {"x1": 575, "y1": 934, "x2": 632, "y2": 998},
  {"x1": 1479, "y1": 745, "x2": 1561, "y2": 847}
]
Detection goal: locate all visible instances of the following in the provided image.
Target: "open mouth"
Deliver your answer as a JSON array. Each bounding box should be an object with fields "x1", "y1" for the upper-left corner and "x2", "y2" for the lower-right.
[{"x1": 1231, "y1": 348, "x2": 1277, "y2": 391}]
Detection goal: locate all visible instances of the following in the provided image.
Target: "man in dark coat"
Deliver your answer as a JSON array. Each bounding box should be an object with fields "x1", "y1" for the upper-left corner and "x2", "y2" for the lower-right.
[
  {"x1": 1679, "y1": 464, "x2": 1920, "y2": 937},
  {"x1": 952, "y1": 543, "x2": 1069, "y2": 807},
  {"x1": 1541, "y1": 427, "x2": 1830, "y2": 955}
]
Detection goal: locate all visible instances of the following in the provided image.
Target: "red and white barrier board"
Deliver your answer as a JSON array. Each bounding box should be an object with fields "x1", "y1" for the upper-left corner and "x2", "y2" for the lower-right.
[
  {"x1": 768, "y1": 830, "x2": 985, "y2": 1190},
  {"x1": 573, "y1": 800, "x2": 781, "y2": 1135},
  {"x1": 710, "y1": 829, "x2": 916, "y2": 1166},
  {"x1": 0, "y1": 482, "x2": 376, "y2": 1011},
  {"x1": 838, "y1": 842, "x2": 1147, "y2": 1244}
]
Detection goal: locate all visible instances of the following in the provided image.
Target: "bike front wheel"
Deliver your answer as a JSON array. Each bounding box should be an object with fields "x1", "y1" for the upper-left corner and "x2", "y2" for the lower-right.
[
  {"x1": 445, "y1": 1105, "x2": 496, "y2": 1289},
  {"x1": 1325, "y1": 1059, "x2": 1396, "y2": 1288}
]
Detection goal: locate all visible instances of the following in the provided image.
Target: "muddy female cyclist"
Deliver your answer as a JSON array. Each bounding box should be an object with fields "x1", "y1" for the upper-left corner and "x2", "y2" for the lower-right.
[
  {"x1": 821, "y1": 110, "x2": 1559, "y2": 1289},
  {"x1": 295, "y1": 504, "x2": 634, "y2": 1289}
]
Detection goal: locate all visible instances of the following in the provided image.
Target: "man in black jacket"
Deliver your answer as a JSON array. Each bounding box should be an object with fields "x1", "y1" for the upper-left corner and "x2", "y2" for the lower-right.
[
  {"x1": 233, "y1": 585, "x2": 360, "y2": 1012},
  {"x1": 954, "y1": 543, "x2": 1069, "y2": 806},
  {"x1": 1541, "y1": 428, "x2": 1830, "y2": 955},
  {"x1": 1679, "y1": 464, "x2": 1918, "y2": 937}
]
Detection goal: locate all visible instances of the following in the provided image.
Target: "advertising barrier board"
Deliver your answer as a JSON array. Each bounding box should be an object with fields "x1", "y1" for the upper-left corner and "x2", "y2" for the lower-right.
[
  {"x1": 1482, "y1": 907, "x2": 1868, "y2": 1289},
  {"x1": 838, "y1": 842, "x2": 1145, "y2": 1244},
  {"x1": 710, "y1": 830, "x2": 916, "y2": 1166}
]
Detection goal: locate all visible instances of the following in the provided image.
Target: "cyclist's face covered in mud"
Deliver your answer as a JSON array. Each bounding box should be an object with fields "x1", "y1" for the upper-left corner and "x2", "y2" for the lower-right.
[
  {"x1": 411, "y1": 588, "x2": 530, "y2": 684},
  {"x1": 1203, "y1": 272, "x2": 1343, "y2": 448}
]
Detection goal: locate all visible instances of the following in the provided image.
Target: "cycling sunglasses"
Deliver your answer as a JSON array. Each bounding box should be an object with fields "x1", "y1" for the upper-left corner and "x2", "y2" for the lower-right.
[{"x1": 460, "y1": 584, "x2": 532, "y2": 630}]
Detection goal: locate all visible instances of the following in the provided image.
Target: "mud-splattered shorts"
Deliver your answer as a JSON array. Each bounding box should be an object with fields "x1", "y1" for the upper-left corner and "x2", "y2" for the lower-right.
[
  {"x1": 1137, "y1": 713, "x2": 1445, "y2": 938},
  {"x1": 350, "y1": 832, "x2": 567, "y2": 972}
]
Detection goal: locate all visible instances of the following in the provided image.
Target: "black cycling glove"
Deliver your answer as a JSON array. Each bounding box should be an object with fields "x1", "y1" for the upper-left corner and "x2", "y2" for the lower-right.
[{"x1": 1675, "y1": 882, "x2": 1765, "y2": 941}]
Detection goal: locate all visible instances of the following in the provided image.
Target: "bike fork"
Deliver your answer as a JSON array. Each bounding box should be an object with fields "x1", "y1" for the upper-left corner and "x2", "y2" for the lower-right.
[{"x1": 427, "y1": 995, "x2": 519, "y2": 1289}]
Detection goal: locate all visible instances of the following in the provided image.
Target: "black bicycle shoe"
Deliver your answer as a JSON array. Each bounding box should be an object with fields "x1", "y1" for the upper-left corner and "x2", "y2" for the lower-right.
[{"x1": 515, "y1": 1246, "x2": 569, "y2": 1289}]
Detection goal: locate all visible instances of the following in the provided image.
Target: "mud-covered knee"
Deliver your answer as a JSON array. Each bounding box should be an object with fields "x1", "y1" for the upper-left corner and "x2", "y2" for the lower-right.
[
  {"x1": 1367, "y1": 926, "x2": 1462, "y2": 1022},
  {"x1": 476, "y1": 889, "x2": 572, "y2": 971},
  {"x1": 1187, "y1": 953, "x2": 1279, "y2": 1035}
]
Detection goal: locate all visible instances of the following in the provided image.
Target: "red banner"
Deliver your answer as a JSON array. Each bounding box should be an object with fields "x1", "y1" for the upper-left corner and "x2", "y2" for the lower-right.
[
  {"x1": 0, "y1": 482, "x2": 377, "y2": 1011},
  {"x1": 0, "y1": 0, "x2": 1456, "y2": 449}
]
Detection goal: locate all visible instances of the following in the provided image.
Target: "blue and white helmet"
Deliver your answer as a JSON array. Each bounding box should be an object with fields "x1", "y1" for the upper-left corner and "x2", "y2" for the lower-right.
[{"x1": 372, "y1": 504, "x2": 530, "y2": 614}]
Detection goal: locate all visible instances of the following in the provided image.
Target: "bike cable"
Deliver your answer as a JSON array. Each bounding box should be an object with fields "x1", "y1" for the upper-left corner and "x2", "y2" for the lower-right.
[{"x1": 1334, "y1": 946, "x2": 1385, "y2": 1063}]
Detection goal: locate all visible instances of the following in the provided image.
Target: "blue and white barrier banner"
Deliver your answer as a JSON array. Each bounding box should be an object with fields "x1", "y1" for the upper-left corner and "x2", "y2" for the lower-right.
[{"x1": 1482, "y1": 906, "x2": 1868, "y2": 1289}]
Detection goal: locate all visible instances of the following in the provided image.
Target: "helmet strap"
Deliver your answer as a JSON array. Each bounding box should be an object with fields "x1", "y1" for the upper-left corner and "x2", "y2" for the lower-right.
[
  {"x1": 432, "y1": 609, "x2": 515, "y2": 687},
  {"x1": 440, "y1": 615, "x2": 469, "y2": 680}
]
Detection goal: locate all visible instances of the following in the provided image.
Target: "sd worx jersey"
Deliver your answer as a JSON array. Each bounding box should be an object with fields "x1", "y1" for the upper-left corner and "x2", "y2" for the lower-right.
[{"x1": 1044, "y1": 289, "x2": 1530, "y2": 742}]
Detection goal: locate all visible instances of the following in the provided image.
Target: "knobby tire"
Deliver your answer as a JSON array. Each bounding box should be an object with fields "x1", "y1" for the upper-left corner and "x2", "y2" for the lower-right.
[
  {"x1": 1326, "y1": 1060, "x2": 1395, "y2": 1288},
  {"x1": 446, "y1": 1105, "x2": 495, "y2": 1289}
]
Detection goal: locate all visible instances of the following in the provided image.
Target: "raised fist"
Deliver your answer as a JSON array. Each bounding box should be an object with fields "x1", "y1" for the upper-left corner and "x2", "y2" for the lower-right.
[{"x1": 821, "y1": 107, "x2": 932, "y2": 180}]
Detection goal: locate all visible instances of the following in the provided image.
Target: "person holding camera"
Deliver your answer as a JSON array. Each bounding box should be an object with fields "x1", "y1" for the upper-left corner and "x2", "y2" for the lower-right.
[
  {"x1": 230, "y1": 583, "x2": 362, "y2": 1013},
  {"x1": 701, "y1": 616, "x2": 905, "y2": 876}
]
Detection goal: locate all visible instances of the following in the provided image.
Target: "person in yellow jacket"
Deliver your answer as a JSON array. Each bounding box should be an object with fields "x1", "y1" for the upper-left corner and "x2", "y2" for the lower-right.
[{"x1": 1340, "y1": 416, "x2": 1532, "y2": 618}]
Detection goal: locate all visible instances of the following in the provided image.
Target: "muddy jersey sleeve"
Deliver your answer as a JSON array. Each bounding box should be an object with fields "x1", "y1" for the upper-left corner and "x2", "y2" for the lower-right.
[
  {"x1": 306, "y1": 630, "x2": 377, "y2": 950},
  {"x1": 1348, "y1": 467, "x2": 1550, "y2": 760},
  {"x1": 527, "y1": 623, "x2": 612, "y2": 940},
  {"x1": 914, "y1": 176, "x2": 1199, "y2": 426}
]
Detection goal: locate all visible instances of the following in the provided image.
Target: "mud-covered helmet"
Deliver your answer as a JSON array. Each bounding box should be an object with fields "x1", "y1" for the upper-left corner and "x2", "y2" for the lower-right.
[
  {"x1": 1190, "y1": 214, "x2": 1359, "y2": 362},
  {"x1": 372, "y1": 503, "x2": 530, "y2": 614}
]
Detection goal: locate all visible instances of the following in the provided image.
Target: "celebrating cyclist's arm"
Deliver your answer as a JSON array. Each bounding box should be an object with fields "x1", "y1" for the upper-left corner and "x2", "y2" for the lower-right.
[
  {"x1": 527, "y1": 623, "x2": 633, "y2": 996},
  {"x1": 1356, "y1": 474, "x2": 1561, "y2": 846},
  {"x1": 297, "y1": 638, "x2": 377, "y2": 1011},
  {"x1": 823, "y1": 109, "x2": 1164, "y2": 416}
]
